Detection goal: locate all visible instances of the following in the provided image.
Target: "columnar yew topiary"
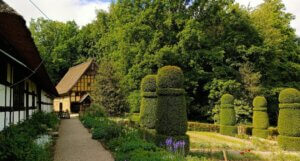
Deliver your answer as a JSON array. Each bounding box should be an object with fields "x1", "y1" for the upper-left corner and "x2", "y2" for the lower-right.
[
  {"x1": 156, "y1": 66, "x2": 187, "y2": 135},
  {"x1": 139, "y1": 75, "x2": 157, "y2": 129},
  {"x1": 220, "y1": 94, "x2": 237, "y2": 136},
  {"x1": 155, "y1": 66, "x2": 189, "y2": 153},
  {"x1": 252, "y1": 96, "x2": 269, "y2": 138},
  {"x1": 278, "y1": 88, "x2": 300, "y2": 151}
]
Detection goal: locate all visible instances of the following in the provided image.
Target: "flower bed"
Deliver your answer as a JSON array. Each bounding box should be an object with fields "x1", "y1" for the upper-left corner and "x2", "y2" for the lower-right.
[{"x1": 0, "y1": 112, "x2": 59, "y2": 161}]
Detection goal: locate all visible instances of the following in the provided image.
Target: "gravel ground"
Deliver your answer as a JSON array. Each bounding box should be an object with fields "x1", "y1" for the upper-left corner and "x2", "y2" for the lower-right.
[{"x1": 54, "y1": 118, "x2": 114, "y2": 161}]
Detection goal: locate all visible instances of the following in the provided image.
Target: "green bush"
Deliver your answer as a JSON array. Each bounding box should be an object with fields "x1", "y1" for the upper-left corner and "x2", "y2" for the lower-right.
[
  {"x1": 278, "y1": 135, "x2": 300, "y2": 151},
  {"x1": 128, "y1": 90, "x2": 141, "y2": 113},
  {"x1": 219, "y1": 94, "x2": 237, "y2": 136},
  {"x1": 0, "y1": 112, "x2": 58, "y2": 161},
  {"x1": 278, "y1": 88, "x2": 300, "y2": 103},
  {"x1": 156, "y1": 66, "x2": 187, "y2": 136},
  {"x1": 141, "y1": 75, "x2": 157, "y2": 92},
  {"x1": 157, "y1": 66, "x2": 184, "y2": 89},
  {"x1": 278, "y1": 88, "x2": 300, "y2": 151},
  {"x1": 188, "y1": 122, "x2": 219, "y2": 132},
  {"x1": 252, "y1": 129, "x2": 268, "y2": 139},
  {"x1": 92, "y1": 121, "x2": 124, "y2": 142},
  {"x1": 252, "y1": 96, "x2": 269, "y2": 138},
  {"x1": 140, "y1": 75, "x2": 157, "y2": 129}
]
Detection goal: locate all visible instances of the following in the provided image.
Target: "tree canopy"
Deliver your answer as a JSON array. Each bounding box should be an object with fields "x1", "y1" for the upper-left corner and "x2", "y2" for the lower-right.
[{"x1": 30, "y1": 0, "x2": 300, "y2": 124}]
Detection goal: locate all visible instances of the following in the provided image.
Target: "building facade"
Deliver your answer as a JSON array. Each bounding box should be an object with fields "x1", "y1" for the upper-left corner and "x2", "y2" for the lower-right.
[
  {"x1": 0, "y1": 1, "x2": 58, "y2": 131},
  {"x1": 54, "y1": 60, "x2": 97, "y2": 113}
]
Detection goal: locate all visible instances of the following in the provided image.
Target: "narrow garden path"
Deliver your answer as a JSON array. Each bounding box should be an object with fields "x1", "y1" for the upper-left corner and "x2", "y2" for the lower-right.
[{"x1": 54, "y1": 118, "x2": 114, "y2": 161}]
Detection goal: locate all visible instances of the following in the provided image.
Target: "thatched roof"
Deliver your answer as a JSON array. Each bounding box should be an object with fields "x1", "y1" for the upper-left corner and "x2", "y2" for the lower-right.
[
  {"x1": 56, "y1": 60, "x2": 94, "y2": 95},
  {"x1": 0, "y1": 0, "x2": 58, "y2": 96}
]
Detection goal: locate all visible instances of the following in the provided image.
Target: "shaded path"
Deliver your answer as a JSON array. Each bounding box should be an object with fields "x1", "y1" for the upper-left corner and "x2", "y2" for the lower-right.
[{"x1": 54, "y1": 118, "x2": 114, "y2": 161}]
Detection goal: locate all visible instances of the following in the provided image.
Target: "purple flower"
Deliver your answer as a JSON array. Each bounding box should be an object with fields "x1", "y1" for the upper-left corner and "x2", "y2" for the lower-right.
[{"x1": 165, "y1": 137, "x2": 173, "y2": 147}]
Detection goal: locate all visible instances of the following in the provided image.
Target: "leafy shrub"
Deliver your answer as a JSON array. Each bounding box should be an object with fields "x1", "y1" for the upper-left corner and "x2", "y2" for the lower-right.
[
  {"x1": 156, "y1": 66, "x2": 187, "y2": 136},
  {"x1": 83, "y1": 103, "x2": 106, "y2": 118},
  {"x1": 278, "y1": 88, "x2": 300, "y2": 151},
  {"x1": 219, "y1": 94, "x2": 237, "y2": 136},
  {"x1": 157, "y1": 66, "x2": 184, "y2": 89},
  {"x1": 220, "y1": 125, "x2": 237, "y2": 137},
  {"x1": 188, "y1": 122, "x2": 219, "y2": 132},
  {"x1": 91, "y1": 60, "x2": 128, "y2": 116},
  {"x1": 141, "y1": 75, "x2": 157, "y2": 92},
  {"x1": 140, "y1": 75, "x2": 157, "y2": 129},
  {"x1": 128, "y1": 90, "x2": 141, "y2": 113},
  {"x1": 252, "y1": 96, "x2": 269, "y2": 138},
  {"x1": 92, "y1": 121, "x2": 124, "y2": 142},
  {"x1": 0, "y1": 111, "x2": 58, "y2": 161}
]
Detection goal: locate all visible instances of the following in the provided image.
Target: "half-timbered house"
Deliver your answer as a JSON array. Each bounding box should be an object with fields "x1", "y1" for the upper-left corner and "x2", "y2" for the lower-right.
[
  {"x1": 0, "y1": 1, "x2": 58, "y2": 131},
  {"x1": 54, "y1": 60, "x2": 97, "y2": 113}
]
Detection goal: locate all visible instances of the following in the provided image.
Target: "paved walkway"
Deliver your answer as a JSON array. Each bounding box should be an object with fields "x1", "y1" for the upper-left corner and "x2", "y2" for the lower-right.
[{"x1": 54, "y1": 118, "x2": 114, "y2": 161}]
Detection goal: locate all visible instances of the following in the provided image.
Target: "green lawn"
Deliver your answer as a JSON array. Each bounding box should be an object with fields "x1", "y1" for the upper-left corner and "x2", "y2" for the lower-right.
[{"x1": 187, "y1": 131, "x2": 300, "y2": 161}]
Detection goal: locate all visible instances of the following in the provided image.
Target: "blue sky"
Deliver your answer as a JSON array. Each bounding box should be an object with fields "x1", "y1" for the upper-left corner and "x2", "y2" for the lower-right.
[{"x1": 3, "y1": 0, "x2": 300, "y2": 36}]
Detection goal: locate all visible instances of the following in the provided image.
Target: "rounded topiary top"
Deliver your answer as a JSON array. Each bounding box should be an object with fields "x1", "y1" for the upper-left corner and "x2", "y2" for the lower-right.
[
  {"x1": 221, "y1": 94, "x2": 234, "y2": 105},
  {"x1": 279, "y1": 88, "x2": 300, "y2": 103},
  {"x1": 157, "y1": 66, "x2": 184, "y2": 89},
  {"x1": 141, "y1": 75, "x2": 156, "y2": 92},
  {"x1": 253, "y1": 96, "x2": 267, "y2": 107}
]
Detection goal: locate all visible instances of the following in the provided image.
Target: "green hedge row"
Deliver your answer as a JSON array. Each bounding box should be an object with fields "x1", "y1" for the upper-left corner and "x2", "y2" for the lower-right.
[
  {"x1": 0, "y1": 112, "x2": 59, "y2": 161},
  {"x1": 188, "y1": 122, "x2": 219, "y2": 132},
  {"x1": 278, "y1": 88, "x2": 300, "y2": 151}
]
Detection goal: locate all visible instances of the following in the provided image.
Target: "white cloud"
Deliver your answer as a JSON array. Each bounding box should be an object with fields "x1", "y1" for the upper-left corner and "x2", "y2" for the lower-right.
[
  {"x1": 3, "y1": 0, "x2": 110, "y2": 26},
  {"x1": 236, "y1": 0, "x2": 300, "y2": 36}
]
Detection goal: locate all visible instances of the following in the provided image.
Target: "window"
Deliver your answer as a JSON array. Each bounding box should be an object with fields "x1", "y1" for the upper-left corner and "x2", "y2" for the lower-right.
[
  {"x1": 0, "y1": 61, "x2": 7, "y2": 84},
  {"x1": 13, "y1": 68, "x2": 24, "y2": 109}
]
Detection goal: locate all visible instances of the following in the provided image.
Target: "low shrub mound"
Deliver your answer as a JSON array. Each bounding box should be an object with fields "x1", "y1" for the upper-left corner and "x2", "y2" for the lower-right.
[
  {"x1": 155, "y1": 66, "x2": 189, "y2": 154},
  {"x1": 140, "y1": 75, "x2": 157, "y2": 129},
  {"x1": 0, "y1": 112, "x2": 59, "y2": 161},
  {"x1": 252, "y1": 96, "x2": 269, "y2": 138},
  {"x1": 278, "y1": 88, "x2": 300, "y2": 151},
  {"x1": 219, "y1": 94, "x2": 237, "y2": 136}
]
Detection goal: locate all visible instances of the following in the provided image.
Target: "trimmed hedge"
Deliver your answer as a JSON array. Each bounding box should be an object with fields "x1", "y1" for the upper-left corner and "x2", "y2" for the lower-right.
[
  {"x1": 157, "y1": 66, "x2": 184, "y2": 89},
  {"x1": 141, "y1": 75, "x2": 157, "y2": 92},
  {"x1": 278, "y1": 88, "x2": 300, "y2": 151},
  {"x1": 219, "y1": 94, "x2": 237, "y2": 136},
  {"x1": 252, "y1": 96, "x2": 269, "y2": 139},
  {"x1": 220, "y1": 125, "x2": 237, "y2": 137},
  {"x1": 156, "y1": 66, "x2": 187, "y2": 136},
  {"x1": 140, "y1": 75, "x2": 158, "y2": 129},
  {"x1": 188, "y1": 122, "x2": 219, "y2": 132},
  {"x1": 278, "y1": 135, "x2": 300, "y2": 151},
  {"x1": 253, "y1": 129, "x2": 268, "y2": 139}
]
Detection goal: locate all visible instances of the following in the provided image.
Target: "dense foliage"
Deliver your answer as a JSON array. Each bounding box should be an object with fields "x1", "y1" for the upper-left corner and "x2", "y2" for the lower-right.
[
  {"x1": 252, "y1": 96, "x2": 269, "y2": 138},
  {"x1": 91, "y1": 60, "x2": 128, "y2": 116},
  {"x1": 30, "y1": 0, "x2": 300, "y2": 124},
  {"x1": 0, "y1": 112, "x2": 59, "y2": 161},
  {"x1": 156, "y1": 66, "x2": 187, "y2": 136},
  {"x1": 278, "y1": 88, "x2": 300, "y2": 151},
  {"x1": 219, "y1": 94, "x2": 237, "y2": 136},
  {"x1": 140, "y1": 75, "x2": 157, "y2": 129},
  {"x1": 80, "y1": 104, "x2": 195, "y2": 161}
]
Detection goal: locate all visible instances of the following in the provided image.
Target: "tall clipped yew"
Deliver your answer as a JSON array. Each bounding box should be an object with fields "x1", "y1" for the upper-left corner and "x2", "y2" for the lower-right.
[
  {"x1": 278, "y1": 88, "x2": 300, "y2": 151},
  {"x1": 155, "y1": 66, "x2": 189, "y2": 153},
  {"x1": 139, "y1": 75, "x2": 157, "y2": 129},
  {"x1": 252, "y1": 96, "x2": 269, "y2": 138},
  {"x1": 220, "y1": 94, "x2": 237, "y2": 136}
]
